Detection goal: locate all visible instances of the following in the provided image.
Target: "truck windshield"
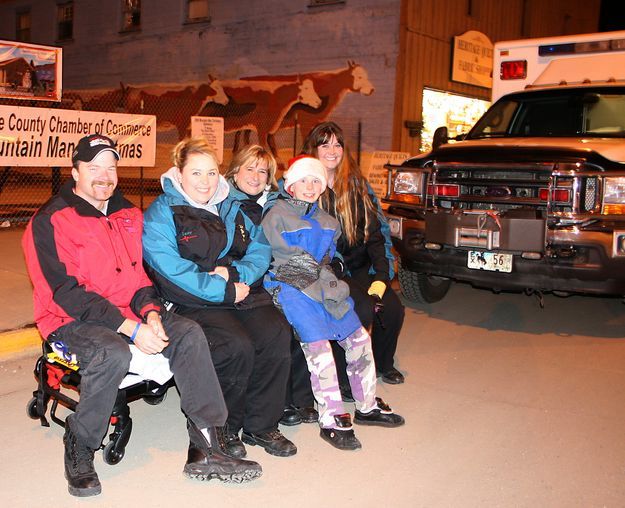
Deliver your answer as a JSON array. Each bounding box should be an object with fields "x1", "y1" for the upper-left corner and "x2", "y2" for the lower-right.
[{"x1": 469, "y1": 90, "x2": 625, "y2": 139}]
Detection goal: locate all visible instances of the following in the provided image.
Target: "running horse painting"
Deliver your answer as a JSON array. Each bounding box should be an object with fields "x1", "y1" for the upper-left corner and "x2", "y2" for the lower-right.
[
  {"x1": 196, "y1": 77, "x2": 321, "y2": 154},
  {"x1": 62, "y1": 86, "x2": 130, "y2": 112},
  {"x1": 241, "y1": 61, "x2": 375, "y2": 156},
  {"x1": 62, "y1": 76, "x2": 229, "y2": 138},
  {"x1": 121, "y1": 77, "x2": 229, "y2": 138},
  {"x1": 59, "y1": 62, "x2": 371, "y2": 161}
]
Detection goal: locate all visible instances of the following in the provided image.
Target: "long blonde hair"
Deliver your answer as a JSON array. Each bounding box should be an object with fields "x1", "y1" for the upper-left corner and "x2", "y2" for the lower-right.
[
  {"x1": 301, "y1": 122, "x2": 374, "y2": 246},
  {"x1": 224, "y1": 144, "x2": 279, "y2": 191}
]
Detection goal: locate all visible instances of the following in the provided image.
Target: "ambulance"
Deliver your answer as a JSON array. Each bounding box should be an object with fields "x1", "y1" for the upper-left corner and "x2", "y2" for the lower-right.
[{"x1": 384, "y1": 30, "x2": 625, "y2": 303}]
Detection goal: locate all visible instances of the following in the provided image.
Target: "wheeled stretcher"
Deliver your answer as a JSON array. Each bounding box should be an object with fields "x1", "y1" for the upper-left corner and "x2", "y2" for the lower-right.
[{"x1": 27, "y1": 340, "x2": 174, "y2": 465}]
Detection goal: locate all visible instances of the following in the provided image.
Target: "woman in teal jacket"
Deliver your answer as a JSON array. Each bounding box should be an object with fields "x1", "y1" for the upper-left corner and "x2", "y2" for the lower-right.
[{"x1": 143, "y1": 138, "x2": 296, "y2": 460}]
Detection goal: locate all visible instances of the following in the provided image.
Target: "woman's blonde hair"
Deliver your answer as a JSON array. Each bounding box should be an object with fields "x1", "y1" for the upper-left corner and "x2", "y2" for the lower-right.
[
  {"x1": 224, "y1": 144, "x2": 279, "y2": 192},
  {"x1": 301, "y1": 122, "x2": 375, "y2": 246},
  {"x1": 172, "y1": 137, "x2": 219, "y2": 171}
]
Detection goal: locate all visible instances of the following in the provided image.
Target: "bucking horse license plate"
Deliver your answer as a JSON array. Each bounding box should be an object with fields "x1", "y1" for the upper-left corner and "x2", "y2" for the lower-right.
[{"x1": 467, "y1": 251, "x2": 513, "y2": 273}]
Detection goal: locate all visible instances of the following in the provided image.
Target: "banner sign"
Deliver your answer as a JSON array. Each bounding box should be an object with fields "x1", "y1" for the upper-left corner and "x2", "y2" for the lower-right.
[
  {"x1": 0, "y1": 105, "x2": 157, "y2": 167},
  {"x1": 0, "y1": 40, "x2": 62, "y2": 101},
  {"x1": 451, "y1": 30, "x2": 493, "y2": 89},
  {"x1": 366, "y1": 151, "x2": 410, "y2": 201},
  {"x1": 191, "y1": 116, "x2": 224, "y2": 164}
]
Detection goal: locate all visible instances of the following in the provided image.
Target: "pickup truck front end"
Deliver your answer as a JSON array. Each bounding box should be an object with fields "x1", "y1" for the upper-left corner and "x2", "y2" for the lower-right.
[{"x1": 384, "y1": 101, "x2": 625, "y2": 303}]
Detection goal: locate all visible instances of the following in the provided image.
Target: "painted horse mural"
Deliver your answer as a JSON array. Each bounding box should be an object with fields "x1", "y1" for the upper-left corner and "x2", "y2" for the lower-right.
[
  {"x1": 60, "y1": 62, "x2": 371, "y2": 161},
  {"x1": 241, "y1": 61, "x2": 374, "y2": 155},
  {"x1": 121, "y1": 77, "x2": 229, "y2": 138},
  {"x1": 63, "y1": 77, "x2": 228, "y2": 138},
  {"x1": 62, "y1": 86, "x2": 130, "y2": 112},
  {"x1": 197, "y1": 77, "x2": 321, "y2": 154}
]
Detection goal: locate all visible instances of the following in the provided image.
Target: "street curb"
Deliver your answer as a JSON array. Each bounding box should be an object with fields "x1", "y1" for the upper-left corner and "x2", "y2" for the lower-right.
[{"x1": 0, "y1": 326, "x2": 41, "y2": 360}]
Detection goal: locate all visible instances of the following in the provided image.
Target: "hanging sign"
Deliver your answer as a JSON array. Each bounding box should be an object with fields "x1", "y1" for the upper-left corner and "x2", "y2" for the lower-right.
[{"x1": 451, "y1": 30, "x2": 493, "y2": 89}]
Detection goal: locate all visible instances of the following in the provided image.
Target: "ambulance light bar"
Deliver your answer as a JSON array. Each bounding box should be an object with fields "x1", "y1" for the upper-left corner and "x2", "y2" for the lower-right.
[{"x1": 539, "y1": 37, "x2": 625, "y2": 57}]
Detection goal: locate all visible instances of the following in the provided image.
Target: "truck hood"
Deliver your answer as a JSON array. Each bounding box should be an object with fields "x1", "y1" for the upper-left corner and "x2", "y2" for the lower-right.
[{"x1": 451, "y1": 137, "x2": 625, "y2": 164}]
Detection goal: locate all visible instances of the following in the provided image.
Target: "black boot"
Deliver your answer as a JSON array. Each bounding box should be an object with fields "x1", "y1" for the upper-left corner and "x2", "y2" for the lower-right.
[
  {"x1": 183, "y1": 421, "x2": 262, "y2": 483},
  {"x1": 63, "y1": 420, "x2": 101, "y2": 497},
  {"x1": 295, "y1": 406, "x2": 319, "y2": 424},
  {"x1": 279, "y1": 406, "x2": 302, "y2": 426},
  {"x1": 223, "y1": 425, "x2": 247, "y2": 459},
  {"x1": 241, "y1": 428, "x2": 297, "y2": 457}
]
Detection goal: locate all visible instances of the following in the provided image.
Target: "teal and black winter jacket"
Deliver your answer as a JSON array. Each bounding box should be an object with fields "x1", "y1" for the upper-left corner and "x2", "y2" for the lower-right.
[{"x1": 143, "y1": 169, "x2": 272, "y2": 309}]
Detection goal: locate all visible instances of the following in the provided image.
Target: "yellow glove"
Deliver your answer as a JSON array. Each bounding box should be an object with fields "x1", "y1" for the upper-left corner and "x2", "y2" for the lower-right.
[{"x1": 367, "y1": 281, "x2": 387, "y2": 299}]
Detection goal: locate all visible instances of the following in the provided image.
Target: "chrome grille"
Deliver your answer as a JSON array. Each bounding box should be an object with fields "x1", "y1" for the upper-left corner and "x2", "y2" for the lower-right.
[{"x1": 432, "y1": 162, "x2": 554, "y2": 211}]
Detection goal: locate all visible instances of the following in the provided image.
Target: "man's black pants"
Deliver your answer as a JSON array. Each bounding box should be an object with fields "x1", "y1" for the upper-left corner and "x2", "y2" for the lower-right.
[{"x1": 55, "y1": 311, "x2": 227, "y2": 450}]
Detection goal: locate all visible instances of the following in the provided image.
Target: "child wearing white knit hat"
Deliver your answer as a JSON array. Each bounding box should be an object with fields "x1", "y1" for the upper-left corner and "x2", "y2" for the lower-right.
[
  {"x1": 283, "y1": 155, "x2": 328, "y2": 196},
  {"x1": 261, "y1": 154, "x2": 405, "y2": 452}
]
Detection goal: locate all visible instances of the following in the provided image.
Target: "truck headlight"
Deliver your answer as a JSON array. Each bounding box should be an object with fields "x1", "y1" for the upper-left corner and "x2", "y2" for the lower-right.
[
  {"x1": 394, "y1": 172, "x2": 424, "y2": 194},
  {"x1": 603, "y1": 177, "x2": 625, "y2": 214}
]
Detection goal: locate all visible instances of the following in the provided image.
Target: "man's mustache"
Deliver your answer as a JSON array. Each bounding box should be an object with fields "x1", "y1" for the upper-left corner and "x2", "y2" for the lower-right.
[{"x1": 92, "y1": 180, "x2": 115, "y2": 187}]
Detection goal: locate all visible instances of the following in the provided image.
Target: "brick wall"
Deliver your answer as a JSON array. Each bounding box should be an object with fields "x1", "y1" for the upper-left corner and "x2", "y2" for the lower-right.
[{"x1": 0, "y1": 0, "x2": 401, "y2": 152}]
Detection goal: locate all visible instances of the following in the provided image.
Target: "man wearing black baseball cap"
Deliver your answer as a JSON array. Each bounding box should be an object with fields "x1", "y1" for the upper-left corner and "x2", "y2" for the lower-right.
[
  {"x1": 23, "y1": 134, "x2": 262, "y2": 497},
  {"x1": 70, "y1": 134, "x2": 121, "y2": 212}
]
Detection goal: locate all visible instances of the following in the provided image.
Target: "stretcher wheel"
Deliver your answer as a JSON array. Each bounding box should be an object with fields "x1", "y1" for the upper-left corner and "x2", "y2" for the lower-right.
[
  {"x1": 143, "y1": 392, "x2": 167, "y2": 405},
  {"x1": 103, "y1": 440, "x2": 125, "y2": 465},
  {"x1": 27, "y1": 397, "x2": 39, "y2": 419}
]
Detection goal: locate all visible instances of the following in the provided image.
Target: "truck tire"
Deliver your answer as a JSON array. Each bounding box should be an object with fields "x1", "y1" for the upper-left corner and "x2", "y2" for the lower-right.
[{"x1": 398, "y1": 259, "x2": 451, "y2": 304}]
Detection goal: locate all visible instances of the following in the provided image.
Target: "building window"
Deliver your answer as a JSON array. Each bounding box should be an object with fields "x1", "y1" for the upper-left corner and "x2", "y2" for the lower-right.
[
  {"x1": 121, "y1": 0, "x2": 141, "y2": 32},
  {"x1": 57, "y1": 1, "x2": 74, "y2": 41},
  {"x1": 308, "y1": 0, "x2": 345, "y2": 6},
  {"x1": 186, "y1": 0, "x2": 209, "y2": 22},
  {"x1": 15, "y1": 10, "x2": 31, "y2": 42}
]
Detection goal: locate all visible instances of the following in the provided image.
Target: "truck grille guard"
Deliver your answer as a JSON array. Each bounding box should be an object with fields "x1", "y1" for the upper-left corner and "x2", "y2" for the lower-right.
[{"x1": 428, "y1": 160, "x2": 601, "y2": 221}]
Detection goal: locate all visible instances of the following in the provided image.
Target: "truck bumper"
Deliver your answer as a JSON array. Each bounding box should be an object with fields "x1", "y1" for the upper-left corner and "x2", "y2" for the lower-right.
[{"x1": 390, "y1": 215, "x2": 625, "y2": 296}]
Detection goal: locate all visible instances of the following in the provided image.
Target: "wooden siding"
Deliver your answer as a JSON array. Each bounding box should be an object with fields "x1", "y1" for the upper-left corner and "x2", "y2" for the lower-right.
[{"x1": 394, "y1": 0, "x2": 601, "y2": 152}]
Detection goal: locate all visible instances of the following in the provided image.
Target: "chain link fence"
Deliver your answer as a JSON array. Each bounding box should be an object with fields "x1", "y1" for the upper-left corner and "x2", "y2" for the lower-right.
[{"x1": 0, "y1": 92, "x2": 362, "y2": 226}]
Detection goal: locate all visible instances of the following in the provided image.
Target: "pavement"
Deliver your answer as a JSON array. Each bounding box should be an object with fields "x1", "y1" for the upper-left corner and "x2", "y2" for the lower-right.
[
  {"x1": 4, "y1": 221, "x2": 625, "y2": 506},
  {"x1": 0, "y1": 227, "x2": 40, "y2": 358}
]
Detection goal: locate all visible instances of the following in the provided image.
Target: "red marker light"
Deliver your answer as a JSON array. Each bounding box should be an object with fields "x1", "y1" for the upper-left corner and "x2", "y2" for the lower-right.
[
  {"x1": 427, "y1": 184, "x2": 460, "y2": 197},
  {"x1": 500, "y1": 60, "x2": 527, "y2": 80},
  {"x1": 539, "y1": 188, "x2": 570, "y2": 202}
]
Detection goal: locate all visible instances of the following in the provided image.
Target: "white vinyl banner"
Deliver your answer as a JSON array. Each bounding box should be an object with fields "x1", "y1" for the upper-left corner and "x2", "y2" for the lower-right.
[{"x1": 0, "y1": 105, "x2": 157, "y2": 167}]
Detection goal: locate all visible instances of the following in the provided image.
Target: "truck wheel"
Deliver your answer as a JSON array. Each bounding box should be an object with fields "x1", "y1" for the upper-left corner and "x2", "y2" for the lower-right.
[{"x1": 398, "y1": 259, "x2": 451, "y2": 303}]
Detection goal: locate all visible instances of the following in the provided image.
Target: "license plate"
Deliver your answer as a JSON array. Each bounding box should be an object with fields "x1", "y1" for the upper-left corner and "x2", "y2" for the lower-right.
[{"x1": 467, "y1": 251, "x2": 512, "y2": 273}]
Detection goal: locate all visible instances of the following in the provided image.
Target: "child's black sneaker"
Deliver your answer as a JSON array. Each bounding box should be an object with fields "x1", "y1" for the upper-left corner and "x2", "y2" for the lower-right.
[
  {"x1": 354, "y1": 397, "x2": 405, "y2": 428},
  {"x1": 320, "y1": 427, "x2": 362, "y2": 450},
  {"x1": 319, "y1": 413, "x2": 362, "y2": 451}
]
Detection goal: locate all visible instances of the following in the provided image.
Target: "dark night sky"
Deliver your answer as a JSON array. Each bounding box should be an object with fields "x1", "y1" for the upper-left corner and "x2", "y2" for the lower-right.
[{"x1": 599, "y1": 0, "x2": 625, "y2": 31}]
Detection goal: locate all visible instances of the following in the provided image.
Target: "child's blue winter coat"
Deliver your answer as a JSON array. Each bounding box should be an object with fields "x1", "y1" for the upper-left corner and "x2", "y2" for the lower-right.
[{"x1": 261, "y1": 196, "x2": 362, "y2": 343}]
